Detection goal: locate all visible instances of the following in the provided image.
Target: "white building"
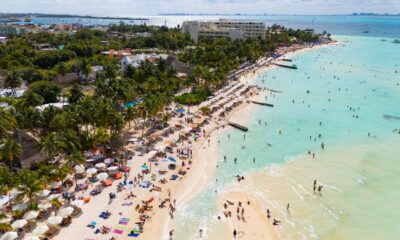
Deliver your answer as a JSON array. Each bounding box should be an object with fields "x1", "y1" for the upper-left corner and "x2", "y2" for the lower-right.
[
  {"x1": 182, "y1": 19, "x2": 266, "y2": 43},
  {"x1": 121, "y1": 53, "x2": 169, "y2": 71}
]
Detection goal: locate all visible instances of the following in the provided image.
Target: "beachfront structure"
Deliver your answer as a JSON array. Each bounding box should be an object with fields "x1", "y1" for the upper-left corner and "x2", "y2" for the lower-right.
[{"x1": 182, "y1": 19, "x2": 266, "y2": 43}]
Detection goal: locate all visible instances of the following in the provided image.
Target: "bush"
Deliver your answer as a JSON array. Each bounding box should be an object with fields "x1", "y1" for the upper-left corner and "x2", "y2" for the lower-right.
[{"x1": 175, "y1": 89, "x2": 211, "y2": 106}]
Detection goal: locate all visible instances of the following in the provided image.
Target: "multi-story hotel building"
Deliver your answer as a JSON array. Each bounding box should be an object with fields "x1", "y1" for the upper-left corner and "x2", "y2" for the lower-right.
[{"x1": 182, "y1": 19, "x2": 266, "y2": 43}]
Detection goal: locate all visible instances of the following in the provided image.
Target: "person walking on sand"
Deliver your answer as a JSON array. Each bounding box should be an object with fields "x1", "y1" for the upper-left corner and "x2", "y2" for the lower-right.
[
  {"x1": 233, "y1": 229, "x2": 237, "y2": 239},
  {"x1": 169, "y1": 230, "x2": 174, "y2": 240},
  {"x1": 287, "y1": 203, "x2": 290, "y2": 213},
  {"x1": 318, "y1": 185, "x2": 323, "y2": 193},
  {"x1": 313, "y1": 180, "x2": 317, "y2": 192},
  {"x1": 267, "y1": 209, "x2": 271, "y2": 219}
]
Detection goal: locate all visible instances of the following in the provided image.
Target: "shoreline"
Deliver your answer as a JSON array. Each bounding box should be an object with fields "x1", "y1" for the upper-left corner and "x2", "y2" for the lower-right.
[{"x1": 52, "y1": 40, "x2": 336, "y2": 240}]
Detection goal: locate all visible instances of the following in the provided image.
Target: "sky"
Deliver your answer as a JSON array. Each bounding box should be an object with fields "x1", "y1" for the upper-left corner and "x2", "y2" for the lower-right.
[{"x1": 1, "y1": 0, "x2": 399, "y2": 16}]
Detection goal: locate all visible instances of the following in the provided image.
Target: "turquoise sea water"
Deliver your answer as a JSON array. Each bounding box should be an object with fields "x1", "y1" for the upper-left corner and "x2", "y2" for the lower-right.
[{"x1": 171, "y1": 35, "x2": 400, "y2": 239}]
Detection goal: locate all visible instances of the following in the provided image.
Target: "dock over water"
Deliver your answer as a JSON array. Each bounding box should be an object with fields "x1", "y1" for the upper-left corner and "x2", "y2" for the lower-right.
[
  {"x1": 249, "y1": 100, "x2": 274, "y2": 107},
  {"x1": 273, "y1": 63, "x2": 298, "y2": 69},
  {"x1": 228, "y1": 121, "x2": 248, "y2": 132}
]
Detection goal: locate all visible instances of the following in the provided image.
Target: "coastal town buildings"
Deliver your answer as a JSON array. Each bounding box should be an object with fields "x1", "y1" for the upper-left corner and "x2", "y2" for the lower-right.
[
  {"x1": 0, "y1": 25, "x2": 26, "y2": 36},
  {"x1": 182, "y1": 19, "x2": 266, "y2": 43}
]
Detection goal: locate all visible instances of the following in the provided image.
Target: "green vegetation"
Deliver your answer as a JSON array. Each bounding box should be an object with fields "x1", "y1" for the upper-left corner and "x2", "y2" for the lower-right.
[{"x1": 0, "y1": 23, "x2": 323, "y2": 208}]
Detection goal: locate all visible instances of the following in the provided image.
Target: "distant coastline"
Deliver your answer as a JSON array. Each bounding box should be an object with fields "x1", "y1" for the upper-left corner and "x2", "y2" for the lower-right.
[{"x1": 0, "y1": 13, "x2": 149, "y2": 21}]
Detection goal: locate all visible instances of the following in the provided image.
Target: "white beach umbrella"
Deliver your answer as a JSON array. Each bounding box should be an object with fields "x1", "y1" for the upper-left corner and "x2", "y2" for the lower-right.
[
  {"x1": 107, "y1": 166, "x2": 118, "y2": 171},
  {"x1": 47, "y1": 194, "x2": 61, "y2": 201},
  {"x1": 49, "y1": 181, "x2": 61, "y2": 188},
  {"x1": 95, "y1": 163, "x2": 106, "y2": 168},
  {"x1": 38, "y1": 202, "x2": 52, "y2": 210},
  {"x1": 104, "y1": 158, "x2": 114, "y2": 164},
  {"x1": 25, "y1": 237, "x2": 40, "y2": 240},
  {"x1": 85, "y1": 168, "x2": 97, "y2": 175},
  {"x1": 32, "y1": 225, "x2": 49, "y2": 235},
  {"x1": 70, "y1": 199, "x2": 84, "y2": 206},
  {"x1": 46, "y1": 216, "x2": 62, "y2": 226},
  {"x1": 36, "y1": 189, "x2": 51, "y2": 198},
  {"x1": 0, "y1": 218, "x2": 11, "y2": 224},
  {"x1": 97, "y1": 172, "x2": 108, "y2": 181},
  {"x1": 23, "y1": 211, "x2": 39, "y2": 220},
  {"x1": 74, "y1": 165, "x2": 85, "y2": 174},
  {"x1": 58, "y1": 207, "x2": 74, "y2": 218},
  {"x1": 11, "y1": 219, "x2": 28, "y2": 229},
  {"x1": 86, "y1": 158, "x2": 95, "y2": 163},
  {"x1": 0, "y1": 231, "x2": 18, "y2": 240},
  {"x1": 12, "y1": 203, "x2": 27, "y2": 211}
]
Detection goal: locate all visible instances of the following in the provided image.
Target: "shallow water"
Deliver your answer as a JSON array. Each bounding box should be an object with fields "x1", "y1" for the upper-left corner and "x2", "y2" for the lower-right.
[{"x1": 170, "y1": 35, "x2": 400, "y2": 240}]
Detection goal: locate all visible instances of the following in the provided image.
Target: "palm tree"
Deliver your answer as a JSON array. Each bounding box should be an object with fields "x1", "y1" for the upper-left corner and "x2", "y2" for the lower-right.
[
  {"x1": 4, "y1": 71, "x2": 22, "y2": 89},
  {"x1": 17, "y1": 169, "x2": 44, "y2": 209},
  {"x1": 0, "y1": 108, "x2": 16, "y2": 139},
  {"x1": 65, "y1": 150, "x2": 85, "y2": 186},
  {"x1": 124, "y1": 107, "x2": 138, "y2": 128},
  {"x1": 55, "y1": 62, "x2": 69, "y2": 77},
  {"x1": 0, "y1": 167, "x2": 17, "y2": 195},
  {"x1": 0, "y1": 138, "x2": 22, "y2": 169},
  {"x1": 37, "y1": 132, "x2": 67, "y2": 161},
  {"x1": 78, "y1": 58, "x2": 92, "y2": 81}
]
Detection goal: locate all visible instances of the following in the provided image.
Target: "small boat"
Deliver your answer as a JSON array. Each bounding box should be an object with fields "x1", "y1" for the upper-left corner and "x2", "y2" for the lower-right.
[
  {"x1": 362, "y1": 31, "x2": 369, "y2": 34},
  {"x1": 381, "y1": 39, "x2": 386, "y2": 42},
  {"x1": 392, "y1": 39, "x2": 400, "y2": 44}
]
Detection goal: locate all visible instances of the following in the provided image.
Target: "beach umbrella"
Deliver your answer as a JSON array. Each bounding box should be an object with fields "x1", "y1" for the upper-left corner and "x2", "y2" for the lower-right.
[
  {"x1": 86, "y1": 158, "x2": 95, "y2": 163},
  {"x1": 0, "y1": 218, "x2": 11, "y2": 224},
  {"x1": 107, "y1": 166, "x2": 118, "y2": 171},
  {"x1": 38, "y1": 202, "x2": 52, "y2": 210},
  {"x1": 25, "y1": 237, "x2": 40, "y2": 240},
  {"x1": 46, "y1": 216, "x2": 62, "y2": 226},
  {"x1": 11, "y1": 219, "x2": 28, "y2": 229},
  {"x1": 23, "y1": 211, "x2": 39, "y2": 220},
  {"x1": 141, "y1": 164, "x2": 148, "y2": 170},
  {"x1": 58, "y1": 207, "x2": 74, "y2": 218},
  {"x1": 32, "y1": 225, "x2": 49, "y2": 235},
  {"x1": 47, "y1": 194, "x2": 61, "y2": 201},
  {"x1": 97, "y1": 172, "x2": 108, "y2": 181},
  {"x1": 74, "y1": 165, "x2": 85, "y2": 174},
  {"x1": 70, "y1": 200, "x2": 84, "y2": 206},
  {"x1": 104, "y1": 158, "x2": 114, "y2": 164},
  {"x1": 0, "y1": 231, "x2": 18, "y2": 240},
  {"x1": 95, "y1": 163, "x2": 106, "y2": 168},
  {"x1": 12, "y1": 203, "x2": 27, "y2": 211},
  {"x1": 85, "y1": 168, "x2": 97, "y2": 175},
  {"x1": 49, "y1": 181, "x2": 61, "y2": 188},
  {"x1": 37, "y1": 189, "x2": 51, "y2": 198}
]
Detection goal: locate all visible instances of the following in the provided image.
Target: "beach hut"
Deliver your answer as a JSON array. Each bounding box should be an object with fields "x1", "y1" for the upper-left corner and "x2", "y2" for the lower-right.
[{"x1": 0, "y1": 231, "x2": 18, "y2": 240}]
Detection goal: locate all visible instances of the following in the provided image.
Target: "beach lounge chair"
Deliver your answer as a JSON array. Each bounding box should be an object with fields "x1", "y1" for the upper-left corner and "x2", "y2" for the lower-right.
[
  {"x1": 113, "y1": 173, "x2": 123, "y2": 179},
  {"x1": 87, "y1": 221, "x2": 97, "y2": 229},
  {"x1": 119, "y1": 218, "x2": 130, "y2": 225},
  {"x1": 102, "y1": 180, "x2": 112, "y2": 187},
  {"x1": 90, "y1": 187, "x2": 103, "y2": 196}
]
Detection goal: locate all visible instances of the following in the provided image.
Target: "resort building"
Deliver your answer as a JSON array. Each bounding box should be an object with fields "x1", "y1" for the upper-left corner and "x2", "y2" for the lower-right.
[
  {"x1": 182, "y1": 19, "x2": 266, "y2": 43},
  {"x1": 121, "y1": 53, "x2": 169, "y2": 70},
  {"x1": 0, "y1": 25, "x2": 26, "y2": 36}
]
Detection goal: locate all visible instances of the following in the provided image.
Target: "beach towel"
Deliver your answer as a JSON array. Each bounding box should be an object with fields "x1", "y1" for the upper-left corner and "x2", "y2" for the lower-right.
[
  {"x1": 114, "y1": 225, "x2": 126, "y2": 234},
  {"x1": 128, "y1": 233, "x2": 140, "y2": 237},
  {"x1": 119, "y1": 218, "x2": 130, "y2": 225}
]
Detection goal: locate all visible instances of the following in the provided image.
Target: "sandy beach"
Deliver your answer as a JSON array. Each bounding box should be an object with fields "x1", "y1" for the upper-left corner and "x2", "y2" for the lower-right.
[{"x1": 50, "y1": 41, "x2": 336, "y2": 240}]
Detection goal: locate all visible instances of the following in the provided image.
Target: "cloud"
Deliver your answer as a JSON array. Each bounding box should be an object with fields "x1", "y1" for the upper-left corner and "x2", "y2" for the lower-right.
[{"x1": 0, "y1": 0, "x2": 399, "y2": 16}]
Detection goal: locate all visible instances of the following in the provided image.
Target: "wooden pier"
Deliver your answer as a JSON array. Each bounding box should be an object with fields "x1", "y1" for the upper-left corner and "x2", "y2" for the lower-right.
[
  {"x1": 273, "y1": 63, "x2": 298, "y2": 69},
  {"x1": 228, "y1": 121, "x2": 248, "y2": 132},
  {"x1": 249, "y1": 100, "x2": 274, "y2": 107}
]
